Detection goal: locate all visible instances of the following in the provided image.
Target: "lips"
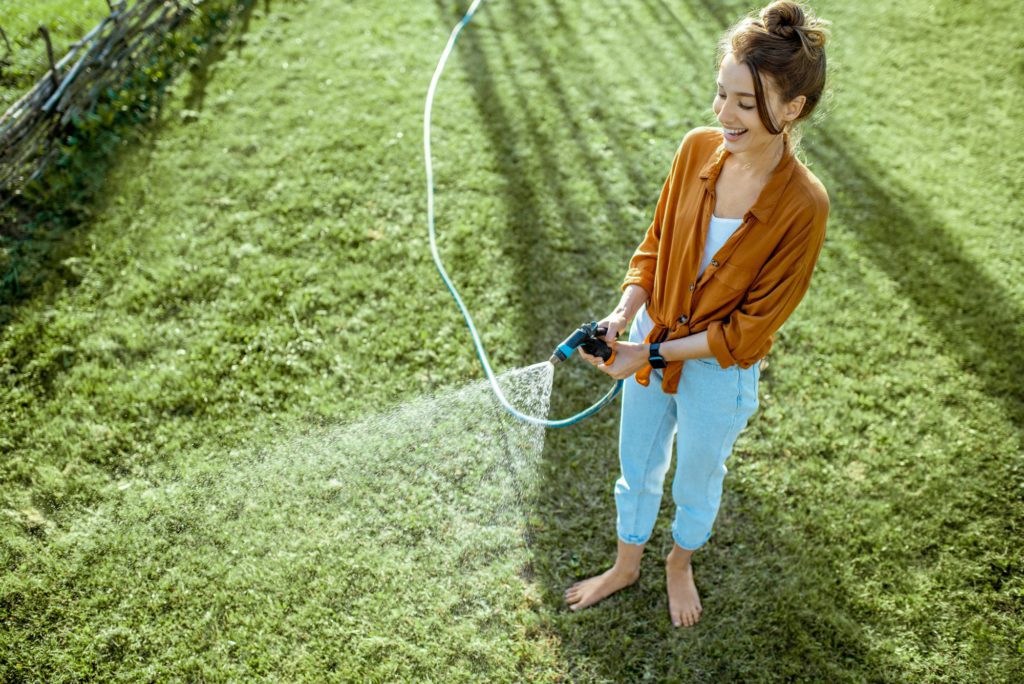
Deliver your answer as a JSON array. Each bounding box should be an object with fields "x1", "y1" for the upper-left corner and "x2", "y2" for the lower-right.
[{"x1": 722, "y1": 127, "x2": 747, "y2": 142}]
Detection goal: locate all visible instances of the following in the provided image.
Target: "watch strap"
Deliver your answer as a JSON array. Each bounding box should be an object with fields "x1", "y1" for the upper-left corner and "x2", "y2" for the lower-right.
[{"x1": 649, "y1": 342, "x2": 667, "y2": 370}]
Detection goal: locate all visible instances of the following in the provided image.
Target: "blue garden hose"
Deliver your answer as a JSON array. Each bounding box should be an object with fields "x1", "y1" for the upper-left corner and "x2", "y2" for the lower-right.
[{"x1": 424, "y1": 0, "x2": 623, "y2": 428}]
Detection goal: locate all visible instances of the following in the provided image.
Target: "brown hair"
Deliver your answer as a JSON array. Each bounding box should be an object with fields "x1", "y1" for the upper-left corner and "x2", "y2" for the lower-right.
[{"x1": 718, "y1": 1, "x2": 830, "y2": 136}]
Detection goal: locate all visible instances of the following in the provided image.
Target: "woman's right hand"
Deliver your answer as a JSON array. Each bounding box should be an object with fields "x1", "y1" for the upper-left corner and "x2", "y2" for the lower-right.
[
  {"x1": 597, "y1": 311, "x2": 629, "y2": 344},
  {"x1": 579, "y1": 310, "x2": 629, "y2": 367}
]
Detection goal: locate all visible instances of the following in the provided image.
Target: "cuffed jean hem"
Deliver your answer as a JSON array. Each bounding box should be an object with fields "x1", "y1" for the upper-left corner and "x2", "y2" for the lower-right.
[
  {"x1": 617, "y1": 530, "x2": 652, "y2": 546},
  {"x1": 671, "y1": 528, "x2": 712, "y2": 552}
]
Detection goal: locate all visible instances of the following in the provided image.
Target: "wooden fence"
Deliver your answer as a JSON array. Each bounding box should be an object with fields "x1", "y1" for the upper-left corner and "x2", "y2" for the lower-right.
[{"x1": 0, "y1": 0, "x2": 250, "y2": 206}]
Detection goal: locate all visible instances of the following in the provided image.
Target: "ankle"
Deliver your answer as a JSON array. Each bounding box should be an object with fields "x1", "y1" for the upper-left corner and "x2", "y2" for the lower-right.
[
  {"x1": 610, "y1": 563, "x2": 641, "y2": 580},
  {"x1": 666, "y1": 549, "x2": 693, "y2": 569}
]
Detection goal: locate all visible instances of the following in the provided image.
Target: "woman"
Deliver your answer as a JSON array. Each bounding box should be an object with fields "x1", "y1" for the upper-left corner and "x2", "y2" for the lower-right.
[{"x1": 566, "y1": 1, "x2": 831, "y2": 628}]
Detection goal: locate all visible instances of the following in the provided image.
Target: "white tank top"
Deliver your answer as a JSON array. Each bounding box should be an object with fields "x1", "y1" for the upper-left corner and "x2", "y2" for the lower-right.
[
  {"x1": 699, "y1": 214, "x2": 744, "y2": 278},
  {"x1": 635, "y1": 214, "x2": 744, "y2": 340}
]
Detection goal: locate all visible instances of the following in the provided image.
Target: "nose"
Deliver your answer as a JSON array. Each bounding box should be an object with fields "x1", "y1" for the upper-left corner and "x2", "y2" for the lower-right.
[{"x1": 716, "y1": 98, "x2": 738, "y2": 126}]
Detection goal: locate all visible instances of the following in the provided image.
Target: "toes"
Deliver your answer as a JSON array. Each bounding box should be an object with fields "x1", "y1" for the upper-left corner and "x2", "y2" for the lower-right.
[{"x1": 671, "y1": 607, "x2": 702, "y2": 627}]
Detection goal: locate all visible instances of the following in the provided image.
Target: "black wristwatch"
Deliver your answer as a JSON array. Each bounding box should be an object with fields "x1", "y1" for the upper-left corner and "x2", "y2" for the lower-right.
[{"x1": 648, "y1": 342, "x2": 667, "y2": 370}]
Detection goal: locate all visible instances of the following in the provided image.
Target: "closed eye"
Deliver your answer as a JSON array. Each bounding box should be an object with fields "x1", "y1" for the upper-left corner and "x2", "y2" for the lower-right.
[{"x1": 717, "y1": 91, "x2": 756, "y2": 110}]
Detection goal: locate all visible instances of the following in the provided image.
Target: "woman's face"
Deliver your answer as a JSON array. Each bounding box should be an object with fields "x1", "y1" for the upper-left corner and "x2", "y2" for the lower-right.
[{"x1": 713, "y1": 51, "x2": 801, "y2": 156}]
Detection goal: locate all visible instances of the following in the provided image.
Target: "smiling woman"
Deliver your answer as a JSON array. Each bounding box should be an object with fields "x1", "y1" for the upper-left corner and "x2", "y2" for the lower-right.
[
  {"x1": 568, "y1": 0, "x2": 832, "y2": 629},
  {"x1": 716, "y1": 0, "x2": 829, "y2": 144}
]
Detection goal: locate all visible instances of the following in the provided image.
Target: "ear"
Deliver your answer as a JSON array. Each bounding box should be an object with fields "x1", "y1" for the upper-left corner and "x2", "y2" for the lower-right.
[{"x1": 783, "y1": 94, "x2": 807, "y2": 123}]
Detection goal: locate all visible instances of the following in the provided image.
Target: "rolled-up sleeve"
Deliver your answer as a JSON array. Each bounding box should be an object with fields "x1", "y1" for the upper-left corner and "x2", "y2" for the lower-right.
[{"x1": 706, "y1": 212, "x2": 827, "y2": 368}]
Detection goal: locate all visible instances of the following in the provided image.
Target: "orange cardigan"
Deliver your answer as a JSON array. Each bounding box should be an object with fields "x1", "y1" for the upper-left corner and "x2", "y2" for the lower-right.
[{"x1": 621, "y1": 126, "x2": 830, "y2": 393}]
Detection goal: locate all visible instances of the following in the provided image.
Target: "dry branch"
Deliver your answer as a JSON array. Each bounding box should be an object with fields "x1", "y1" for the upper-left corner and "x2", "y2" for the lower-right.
[{"x1": 0, "y1": 0, "x2": 248, "y2": 205}]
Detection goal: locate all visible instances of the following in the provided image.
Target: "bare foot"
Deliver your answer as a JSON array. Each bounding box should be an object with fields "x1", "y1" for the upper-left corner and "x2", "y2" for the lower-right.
[
  {"x1": 666, "y1": 555, "x2": 702, "y2": 627},
  {"x1": 564, "y1": 567, "x2": 640, "y2": 611}
]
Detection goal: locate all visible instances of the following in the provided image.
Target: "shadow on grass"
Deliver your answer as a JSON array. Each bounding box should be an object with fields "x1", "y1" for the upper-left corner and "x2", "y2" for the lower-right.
[
  {"x1": 428, "y1": 0, "x2": 614, "y2": 398},
  {"x1": 803, "y1": 127, "x2": 1024, "y2": 423},
  {"x1": 500, "y1": 0, "x2": 653, "y2": 208},
  {"x1": 183, "y1": 0, "x2": 264, "y2": 112},
  {"x1": 0, "y1": 1, "x2": 263, "y2": 326}
]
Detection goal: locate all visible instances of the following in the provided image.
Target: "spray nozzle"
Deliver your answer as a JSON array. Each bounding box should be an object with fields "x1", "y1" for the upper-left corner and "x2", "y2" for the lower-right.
[{"x1": 549, "y1": 321, "x2": 616, "y2": 365}]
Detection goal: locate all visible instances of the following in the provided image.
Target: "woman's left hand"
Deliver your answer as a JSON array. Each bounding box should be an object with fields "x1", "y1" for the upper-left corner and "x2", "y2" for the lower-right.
[{"x1": 578, "y1": 340, "x2": 650, "y2": 380}]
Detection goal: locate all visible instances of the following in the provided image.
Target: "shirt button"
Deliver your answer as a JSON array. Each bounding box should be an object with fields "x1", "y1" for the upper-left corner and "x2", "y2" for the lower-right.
[
  {"x1": 711, "y1": 259, "x2": 719, "y2": 267},
  {"x1": 688, "y1": 282, "x2": 695, "y2": 292},
  {"x1": 678, "y1": 315, "x2": 688, "y2": 324}
]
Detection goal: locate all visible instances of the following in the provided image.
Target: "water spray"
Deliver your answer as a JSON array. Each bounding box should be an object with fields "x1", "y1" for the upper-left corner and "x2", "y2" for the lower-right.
[{"x1": 424, "y1": 1, "x2": 624, "y2": 428}]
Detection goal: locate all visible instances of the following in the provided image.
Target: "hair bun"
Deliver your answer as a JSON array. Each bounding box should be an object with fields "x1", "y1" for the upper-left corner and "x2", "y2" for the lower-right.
[
  {"x1": 762, "y1": 1, "x2": 803, "y2": 39},
  {"x1": 761, "y1": 1, "x2": 829, "y2": 53}
]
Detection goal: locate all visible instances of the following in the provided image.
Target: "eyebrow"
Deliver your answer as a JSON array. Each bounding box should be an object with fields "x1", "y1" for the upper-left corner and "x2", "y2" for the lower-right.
[{"x1": 717, "y1": 82, "x2": 755, "y2": 98}]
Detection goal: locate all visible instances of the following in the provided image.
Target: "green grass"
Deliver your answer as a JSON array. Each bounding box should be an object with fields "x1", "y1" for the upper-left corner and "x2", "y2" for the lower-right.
[{"x1": 2, "y1": 0, "x2": 1022, "y2": 681}]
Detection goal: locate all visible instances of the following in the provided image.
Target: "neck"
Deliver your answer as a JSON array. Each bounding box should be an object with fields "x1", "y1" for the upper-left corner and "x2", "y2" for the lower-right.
[{"x1": 728, "y1": 133, "x2": 786, "y2": 178}]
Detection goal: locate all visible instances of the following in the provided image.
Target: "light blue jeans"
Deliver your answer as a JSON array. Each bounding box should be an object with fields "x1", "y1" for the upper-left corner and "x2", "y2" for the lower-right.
[{"x1": 615, "y1": 316, "x2": 760, "y2": 550}]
